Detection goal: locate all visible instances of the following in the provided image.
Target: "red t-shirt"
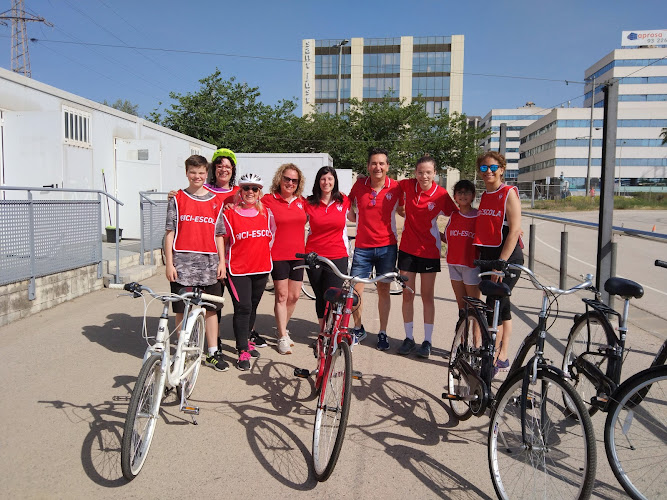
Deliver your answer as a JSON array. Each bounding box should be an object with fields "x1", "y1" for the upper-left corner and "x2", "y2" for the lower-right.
[
  {"x1": 223, "y1": 209, "x2": 273, "y2": 276},
  {"x1": 173, "y1": 190, "x2": 223, "y2": 254},
  {"x1": 349, "y1": 176, "x2": 402, "y2": 249},
  {"x1": 304, "y1": 195, "x2": 350, "y2": 259},
  {"x1": 261, "y1": 193, "x2": 307, "y2": 261},
  {"x1": 398, "y1": 179, "x2": 457, "y2": 259},
  {"x1": 445, "y1": 210, "x2": 479, "y2": 267}
]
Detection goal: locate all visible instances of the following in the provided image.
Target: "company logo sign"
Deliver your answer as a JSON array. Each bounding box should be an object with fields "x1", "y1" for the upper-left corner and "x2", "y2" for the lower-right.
[{"x1": 622, "y1": 30, "x2": 667, "y2": 46}]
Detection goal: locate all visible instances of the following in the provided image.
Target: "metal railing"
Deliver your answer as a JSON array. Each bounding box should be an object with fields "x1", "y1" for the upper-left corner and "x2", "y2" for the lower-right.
[
  {"x1": 139, "y1": 191, "x2": 169, "y2": 265},
  {"x1": 0, "y1": 187, "x2": 124, "y2": 296}
]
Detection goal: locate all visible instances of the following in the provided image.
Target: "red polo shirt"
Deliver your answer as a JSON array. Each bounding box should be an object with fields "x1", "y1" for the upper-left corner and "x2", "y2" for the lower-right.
[
  {"x1": 398, "y1": 179, "x2": 457, "y2": 259},
  {"x1": 261, "y1": 193, "x2": 307, "y2": 261},
  {"x1": 304, "y1": 195, "x2": 350, "y2": 259},
  {"x1": 349, "y1": 176, "x2": 402, "y2": 249}
]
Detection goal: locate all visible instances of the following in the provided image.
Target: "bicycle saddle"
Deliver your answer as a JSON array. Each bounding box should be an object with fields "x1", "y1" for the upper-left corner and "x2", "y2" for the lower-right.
[
  {"x1": 324, "y1": 287, "x2": 359, "y2": 307},
  {"x1": 604, "y1": 277, "x2": 644, "y2": 299},
  {"x1": 479, "y1": 280, "x2": 511, "y2": 298}
]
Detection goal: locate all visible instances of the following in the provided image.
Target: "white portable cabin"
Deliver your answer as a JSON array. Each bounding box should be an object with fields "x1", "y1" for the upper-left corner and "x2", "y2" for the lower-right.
[{"x1": 0, "y1": 68, "x2": 215, "y2": 239}]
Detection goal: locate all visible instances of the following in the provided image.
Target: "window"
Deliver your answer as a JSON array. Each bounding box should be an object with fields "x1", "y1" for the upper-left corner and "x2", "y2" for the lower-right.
[
  {"x1": 63, "y1": 106, "x2": 91, "y2": 147},
  {"x1": 190, "y1": 146, "x2": 201, "y2": 155}
]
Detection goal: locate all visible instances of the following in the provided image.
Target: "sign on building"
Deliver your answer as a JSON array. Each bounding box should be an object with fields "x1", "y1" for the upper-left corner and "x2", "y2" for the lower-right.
[{"x1": 621, "y1": 30, "x2": 667, "y2": 47}]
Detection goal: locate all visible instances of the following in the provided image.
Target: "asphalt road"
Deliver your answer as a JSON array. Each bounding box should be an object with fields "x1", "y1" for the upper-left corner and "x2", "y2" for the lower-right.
[{"x1": 1, "y1": 256, "x2": 663, "y2": 498}]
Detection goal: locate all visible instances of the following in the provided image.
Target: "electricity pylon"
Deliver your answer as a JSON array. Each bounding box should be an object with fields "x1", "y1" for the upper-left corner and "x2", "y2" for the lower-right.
[{"x1": 0, "y1": 0, "x2": 52, "y2": 77}]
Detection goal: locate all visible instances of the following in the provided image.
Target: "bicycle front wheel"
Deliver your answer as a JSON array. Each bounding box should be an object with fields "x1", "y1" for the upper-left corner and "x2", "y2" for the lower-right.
[
  {"x1": 604, "y1": 365, "x2": 667, "y2": 500},
  {"x1": 312, "y1": 340, "x2": 352, "y2": 482},
  {"x1": 178, "y1": 312, "x2": 205, "y2": 400},
  {"x1": 488, "y1": 369, "x2": 597, "y2": 500},
  {"x1": 121, "y1": 354, "x2": 163, "y2": 480},
  {"x1": 448, "y1": 311, "x2": 485, "y2": 420},
  {"x1": 562, "y1": 310, "x2": 615, "y2": 416},
  {"x1": 301, "y1": 279, "x2": 316, "y2": 300}
]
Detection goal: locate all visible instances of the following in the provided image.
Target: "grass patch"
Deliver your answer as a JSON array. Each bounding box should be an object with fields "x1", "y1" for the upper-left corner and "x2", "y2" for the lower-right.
[{"x1": 531, "y1": 192, "x2": 667, "y2": 210}]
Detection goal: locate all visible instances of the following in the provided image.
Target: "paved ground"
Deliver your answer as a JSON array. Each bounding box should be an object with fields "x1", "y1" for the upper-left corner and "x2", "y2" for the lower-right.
[{"x1": 1, "y1": 248, "x2": 663, "y2": 498}]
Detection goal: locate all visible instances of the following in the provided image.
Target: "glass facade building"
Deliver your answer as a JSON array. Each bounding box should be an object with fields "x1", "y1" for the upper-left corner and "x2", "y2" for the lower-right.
[{"x1": 302, "y1": 36, "x2": 464, "y2": 117}]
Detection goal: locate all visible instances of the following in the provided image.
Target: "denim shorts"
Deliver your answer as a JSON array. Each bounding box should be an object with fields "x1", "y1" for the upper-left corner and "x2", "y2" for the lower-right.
[{"x1": 350, "y1": 244, "x2": 398, "y2": 282}]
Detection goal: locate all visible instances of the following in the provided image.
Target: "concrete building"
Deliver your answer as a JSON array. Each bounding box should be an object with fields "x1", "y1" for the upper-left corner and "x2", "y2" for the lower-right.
[
  {"x1": 302, "y1": 35, "x2": 464, "y2": 117},
  {"x1": 479, "y1": 105, "x2": 550, "y2": 184},
  {"x1": 518, "y1": 45, "x2": 667, "y2": 193}
]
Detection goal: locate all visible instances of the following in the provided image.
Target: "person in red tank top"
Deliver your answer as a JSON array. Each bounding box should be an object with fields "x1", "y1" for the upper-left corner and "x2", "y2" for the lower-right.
[
  {"x1": 222, "y1": 173, "x2": 275, "y2": 371},
  {"x1": 164, "y1": 155, "x2": 228, "y2": 372},
  {"x1": 473, "y1": 152, "x2": 523, "y2": 375},
  {"x1": 261, "y1": 163, "x2": 307, "y2": 355}
]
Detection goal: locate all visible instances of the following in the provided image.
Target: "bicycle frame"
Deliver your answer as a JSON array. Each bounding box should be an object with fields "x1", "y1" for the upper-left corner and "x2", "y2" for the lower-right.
[{"x1": 315, "y1": 297, "x2": 354, "y2": 392}]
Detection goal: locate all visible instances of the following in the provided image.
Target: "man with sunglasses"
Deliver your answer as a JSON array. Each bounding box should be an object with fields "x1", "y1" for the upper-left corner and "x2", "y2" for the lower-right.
[{"x1": 348, "y1": 147, "x2": 403, "y2": 351}]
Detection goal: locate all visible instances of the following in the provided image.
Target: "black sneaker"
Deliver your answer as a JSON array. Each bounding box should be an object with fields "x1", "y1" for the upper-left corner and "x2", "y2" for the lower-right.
[
  {"x1": 249, "y1": 329, "x2": 268, "y2": 347},
  {"x1": 416, "y1": 340, "x2": 432, "y2": 358},
  {"x1": 398, "y1": 337, "x2": 416, "y2": 355},
  {"x1": 353, "y1": 325, "x2": 367, "y2": 344},
  {"x1": 237, "y1": 351, "x2": 252, "y2": 371},
  {"x1": 237, "y1": 341, "x2": 260, "y2": 358},
  {"x1": 205, "y1": 351, "x2": 229, "y2": 372},
  {"x1": 376, "y1": 332, "x2": 390, "y2": 351}
]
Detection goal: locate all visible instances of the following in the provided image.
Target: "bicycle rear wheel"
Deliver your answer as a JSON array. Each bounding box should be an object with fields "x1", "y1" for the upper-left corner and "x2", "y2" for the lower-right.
[
  {"x1": 562, "y1": 310, "x2": 615, "y2": 416},
  {"x1": 178, "y1": 312, "x2": 205, "y2": 400},
  {"x1": 448, "y1": 311, "x2": 485, "y2": 420},
  {"x1": 605, "y1": 365, "x2": 667, "y2": 500},
  {"x1": 121, "y1": 354, "x2": 163, "y2": 480},
  {"x1": 488, "y1": 369, "x2": 597, "y2": 500},
  {"x1": 312, "y1": 340, "x2": 352, "y2": 482}
]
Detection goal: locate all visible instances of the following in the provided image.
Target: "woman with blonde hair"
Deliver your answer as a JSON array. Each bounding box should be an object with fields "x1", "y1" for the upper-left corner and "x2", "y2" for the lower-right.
[{"x1": 261, "y1": 163, "x2": 308, "y2": 354}]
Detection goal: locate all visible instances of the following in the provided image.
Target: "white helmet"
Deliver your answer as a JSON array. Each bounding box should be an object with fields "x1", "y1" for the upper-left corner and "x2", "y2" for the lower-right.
[{"x1": 238, "y1": 173, "x2": 263, "y2": 189}]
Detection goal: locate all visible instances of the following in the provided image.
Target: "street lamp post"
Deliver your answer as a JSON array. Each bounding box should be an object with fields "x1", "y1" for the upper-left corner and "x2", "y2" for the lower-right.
[
  {"x1": 586, "y1": 75, "x2": 595, "y2": 197},
  {"x1": 617, "y1": 140, "x2": 627, "y2": 196},
  {"x1": 335, "y1": 39, "x2": 349, "y2": 115}
]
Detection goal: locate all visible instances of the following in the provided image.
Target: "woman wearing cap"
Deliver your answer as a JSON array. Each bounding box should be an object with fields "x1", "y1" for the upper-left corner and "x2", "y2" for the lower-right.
[
  {"x1": 169, "y1": 147, "x2": 239, "y2": 200},
  {"x1": 222, "y1": 173, "x2": 276, "y2": 371},
  {"x1": 304, "y1": 167, "x2": 350, "y2": 333},
  {"x1": 473, "y1": 151, "x2": 523, "y2": 375},
  {"x1": 262, "y1": 163, "x2": 307, "y2": 355}
]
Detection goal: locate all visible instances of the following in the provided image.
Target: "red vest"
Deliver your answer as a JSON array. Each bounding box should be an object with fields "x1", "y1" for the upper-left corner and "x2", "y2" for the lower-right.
[
  {"x1": 173, "y1": 190, "x2": 223, "y2": 254},
  {"x1": 473, "y1": 184, "x2": 518, "y2": 248},
  {"x1": 445, "y1": 211, "x2": 478, "y2": 267},
  {"x1": 223, "y1": 209, "x2": 273, "y2": 276}
]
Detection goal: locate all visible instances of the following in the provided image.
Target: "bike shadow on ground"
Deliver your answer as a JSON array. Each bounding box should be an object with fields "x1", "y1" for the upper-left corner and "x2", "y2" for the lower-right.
[
  {"x1": 81, "y1": 313, "x2": 156, "y2": 359},
  {"x1": 349, "y1": 374, "x2": 492, "y2": 497},
  {"x1": 38, "y1": 375, "x2": 196, "y2": 489},
  {"x1": 198, "y1": 357, "x2": 319, "y2": 490}
]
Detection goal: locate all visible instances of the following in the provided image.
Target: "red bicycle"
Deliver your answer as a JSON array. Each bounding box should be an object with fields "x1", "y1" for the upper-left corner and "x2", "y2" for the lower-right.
[{"x1": 294, "y1": 252, "x2": 407, "y2": 481}]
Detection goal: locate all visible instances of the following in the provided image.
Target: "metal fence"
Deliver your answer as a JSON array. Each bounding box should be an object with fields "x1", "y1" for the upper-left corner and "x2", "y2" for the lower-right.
[
  {"x1": 0, "y1": 187, "x2": 123, "y2": 297},
  {"x1": 139, "y1": 191, "x2": 170, "y2": 265}
]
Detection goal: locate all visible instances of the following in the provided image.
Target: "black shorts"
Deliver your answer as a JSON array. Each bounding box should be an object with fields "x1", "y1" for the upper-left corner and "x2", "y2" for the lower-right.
[
  {"x1": 397, "y1": 250, "x2": 441, "y2": 273},
  {"x1": 271, "y1": 259, "x2": 305, "y2": 281},
  {"x1": 170, "y1": 281, "x2": 223, "y2": 314}
]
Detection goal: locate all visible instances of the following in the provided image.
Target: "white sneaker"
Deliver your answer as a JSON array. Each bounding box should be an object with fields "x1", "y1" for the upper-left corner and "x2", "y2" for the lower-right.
[
  {"x1": 277, "y1": 336, "x2": 293, "y2": 355},
  {"x1": 277, "y1": 330, "x2": 295, "y2": 347}
]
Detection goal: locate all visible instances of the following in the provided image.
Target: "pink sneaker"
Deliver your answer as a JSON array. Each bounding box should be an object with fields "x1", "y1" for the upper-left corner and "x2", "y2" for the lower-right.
[
  {"x1": 237, "y1": 350, "x2": 251, "y2": 371},
  {"x1": 248, "y1": 341, "x2": 260, "y2": 358}
]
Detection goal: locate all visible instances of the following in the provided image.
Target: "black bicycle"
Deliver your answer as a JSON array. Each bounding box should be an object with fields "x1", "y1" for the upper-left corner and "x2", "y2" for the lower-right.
[{"x1": 561, "y1": 260, "x2": 667, "y2": 416}]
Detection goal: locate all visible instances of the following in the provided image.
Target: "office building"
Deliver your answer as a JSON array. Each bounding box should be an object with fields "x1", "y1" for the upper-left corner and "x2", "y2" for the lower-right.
[
  {"x1": 479, "y1": 105, "x2": 550, "y2": 184},
  {"x1": 518, "y1": 44, "x2": 667, "y2": 193},
  {"x1": 302, "y1": 36, "x2": 464, "y2": 117}
]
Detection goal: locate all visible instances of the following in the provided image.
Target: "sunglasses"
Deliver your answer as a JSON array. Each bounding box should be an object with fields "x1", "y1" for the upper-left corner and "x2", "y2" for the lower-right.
[
  {"x1": 242, "y1": 186, "x2": 260, "y2": 192},
  {"x1": 282, "y1": 175, "x2": 299, "y2": 184},
  {"x1": 368, "y1": 190, "x2": 378, "y2": 207},
  {"x1": 479, "y1": 164, "x2": 500, "y2": 173}
]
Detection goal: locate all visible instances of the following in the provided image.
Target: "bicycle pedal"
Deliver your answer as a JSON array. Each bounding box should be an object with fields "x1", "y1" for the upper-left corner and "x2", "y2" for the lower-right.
[
  {"x1": 294, "y1": 368, "x2": 311, "y2": 379},
  {"x1": 442, "y1": 392, "x2": 459, "y2": 400},
  {"x1": 180, "y1": 405, "x2": 200, "y2": 415},
  {"x1": 592, "y1": 395, "x2": 609, "y2": 407},
  {"x1": 352, "y1": 370, "x2": 362, "y2": 380}
]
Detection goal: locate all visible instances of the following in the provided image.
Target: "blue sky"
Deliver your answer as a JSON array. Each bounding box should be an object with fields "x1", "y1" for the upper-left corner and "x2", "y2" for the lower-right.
[{"x1": 1, "y1": 0, "x2": 665, "y2": 119}]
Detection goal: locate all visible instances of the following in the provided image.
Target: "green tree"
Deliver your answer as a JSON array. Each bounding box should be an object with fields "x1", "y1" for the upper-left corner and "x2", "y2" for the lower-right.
[{"x1": 103, "y1": 99, "x2": 139, "y2": 116}]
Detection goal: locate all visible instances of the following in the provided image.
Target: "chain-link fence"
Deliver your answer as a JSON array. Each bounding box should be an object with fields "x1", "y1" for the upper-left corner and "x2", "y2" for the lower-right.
[{"x1": 139, "y1": 192, "x2": 170, "y2": 265}]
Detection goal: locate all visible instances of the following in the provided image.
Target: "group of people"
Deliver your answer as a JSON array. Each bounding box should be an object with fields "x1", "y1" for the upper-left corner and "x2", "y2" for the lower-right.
[{"x1": 164, "y1": 146, "x2": 523, "y2": 374}]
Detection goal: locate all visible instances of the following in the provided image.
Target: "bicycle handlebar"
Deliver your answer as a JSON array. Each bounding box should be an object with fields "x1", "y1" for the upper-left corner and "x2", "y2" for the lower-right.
[
  {"x1": 474, "y1": 259, "x2": 594, "y2": 296},
  {"x1": 296, "y1": 252, "x2": 407, "y2": 286},
  {"x1": 108, "y1": 282, "x2": 225, "y2": 304}
]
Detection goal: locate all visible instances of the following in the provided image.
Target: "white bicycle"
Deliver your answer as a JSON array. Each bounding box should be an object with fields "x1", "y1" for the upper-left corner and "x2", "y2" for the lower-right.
[{"x1": 108, "y1": 281, "x2": 224, "y2": 480}]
